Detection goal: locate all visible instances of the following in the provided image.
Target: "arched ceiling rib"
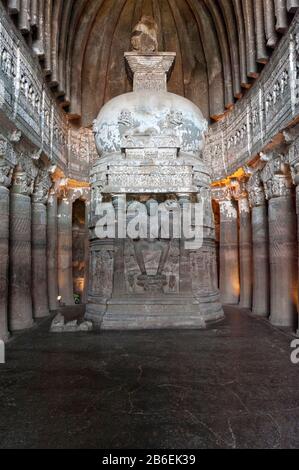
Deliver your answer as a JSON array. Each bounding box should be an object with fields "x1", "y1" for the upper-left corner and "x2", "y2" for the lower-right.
[{"x1": 3, "y1": 0, "x2": 299, "y2": 126}]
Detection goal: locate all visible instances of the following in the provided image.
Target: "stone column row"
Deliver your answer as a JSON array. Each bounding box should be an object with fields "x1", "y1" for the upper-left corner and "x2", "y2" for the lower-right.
[
  {"x1": 0, "y1": 157, "x2": 59, "y2": 341},
  {"x1": 213, "y1": 155, "x2": 298, "y2": 331},
  {"x1": 0, "y1": 144, "x2": 90, "y2": 341}
]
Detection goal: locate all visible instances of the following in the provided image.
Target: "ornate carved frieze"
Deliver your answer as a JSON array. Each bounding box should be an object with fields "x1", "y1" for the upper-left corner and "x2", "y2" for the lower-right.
[
  {"x1": 206, "y1": 12, "x2": 299, "y2": 182},
  {"x1": 0, "y1": 3, "x2": 94, "y2": 181}
]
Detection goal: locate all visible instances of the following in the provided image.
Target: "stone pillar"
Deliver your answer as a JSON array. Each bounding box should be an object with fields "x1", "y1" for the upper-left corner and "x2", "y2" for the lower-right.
[
  {"x1": 9, "y1": 166, "x2": 34, "y2": 331},
  {"x1": 0, "y1": 161, "x2": 13, "y2": 341},
  {"x1": 263, "y1": 164, "x2": 297, "y2": 328},
  {"x1": 233, "y1": 179, "x2": 252, "y2": 309},
  {"x1": 82, "y1": 200, "x2": 90, "y2": 304},
  {"x1": 247, "y1": 172, "x2": 270, "y2": 317},
  {"x1": 58, "y1": 195, "x2": 74, "y2": 305},
  {"x1": 47, "y1": 189, "x2": 58, "y2": 311},
  {"x1": 31, "y1": 171, "x2": 50, "y2": 319},
  {"x1": 213, "y1": 186, "x2": 239, "y2": 305},
  {"x1": 292, "y1": 162, "x2": 299, "y2": 334}
]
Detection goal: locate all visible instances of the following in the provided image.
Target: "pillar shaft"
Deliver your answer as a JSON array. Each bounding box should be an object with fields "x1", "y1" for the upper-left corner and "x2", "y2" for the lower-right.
[
  {"x1": 248, "y1": 171, "x2": 270, "y2": 317},
  {"x1": 58, "y1": 197, "x2": 74, "y2": 305},
  {"x1": 238, "y1": 197, "x2": 252, "y2": 308},
  {"x1": 219, "y1": 197, "x2": 240, "y2": 304},
  {"x1": 296, "y1": 183, "x2": 299, "y2": 335},
  {"x1": 0, "y1": 186, "x2": 10, "y2": 341},
  {"x1": 10, "y1": 192, "x2": 33, "y2": 330},
  {"x1": 82, "y1": 201, "x2": 90, "y2": 304},
  {"x1": 251, "y1": 204, "x2": 270, "y2": 316},
  {"x1": 47, "y1": 191, "x2": 58, "y2": 311},
  {"x1": 267, "y1": 177, "x2": 297, "y2": 327},
  {"x1": 32, "y1": 201, "x2": 49, "y2": 318}
]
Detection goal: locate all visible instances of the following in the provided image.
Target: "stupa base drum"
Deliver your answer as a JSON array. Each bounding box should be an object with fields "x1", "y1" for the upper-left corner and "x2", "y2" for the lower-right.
[
  {"x1": 87, "y1": 296, "x2": 223, "y2": 331},
  {"x1": 85, "y1": 16, "x2": 224, "y2": 330}
]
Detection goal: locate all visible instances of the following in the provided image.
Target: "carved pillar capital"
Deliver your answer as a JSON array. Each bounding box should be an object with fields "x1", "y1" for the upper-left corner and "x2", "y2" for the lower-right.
[
  {"x1": 212, "y1": 185, "x2": 238, "y2": 219},
  {"x1": 231, "y1": 178, "x2": 250, "y2": 213},
  {"x1": 0, "y1": 161, "x2": 13, "y2": 188},
  {"x1": 247, "y1": 171, "x2": 266, "y2": 207},
  {"x1": 11, "y1": 165, "x2": 34, "y2": 196},
  {"x1": 264, "y1": 174, "x2": 293, "y2": 199},
  {"x1": 47, "y1": 187, "x2": 57, "y2": 205},
  {"x1": 292, "y1": 161, "x2": 299, "y2": 186},
  {"x1": 211, "y1": 186, "x2": 231, "y2": 203},
  {"x1": 32, "y1": 169, "x2": 52, "y2": 204},
  {"x1": 261, "y1": 155, "x2": 293, "y2": 199},
  {"x1": 0, "y1": 136, "x2": 17, "y2": 188},
  {"x1": 56, "y1": 178, "x2": 70, "y2": 200}
]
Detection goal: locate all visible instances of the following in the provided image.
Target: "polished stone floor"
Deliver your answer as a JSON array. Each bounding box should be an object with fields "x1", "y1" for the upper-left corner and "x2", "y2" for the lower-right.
[{"x1": 0, "y1": 306, "x2": 299, "y2": 449}]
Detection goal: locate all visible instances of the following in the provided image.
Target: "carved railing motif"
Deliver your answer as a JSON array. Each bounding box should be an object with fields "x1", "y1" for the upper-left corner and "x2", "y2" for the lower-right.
[
  {"x1": 206, "y1": 12, "x2": 299, "y2": 181},
  {"x1": 0, "y1": 2, "x2": 93, "y2": 181}
]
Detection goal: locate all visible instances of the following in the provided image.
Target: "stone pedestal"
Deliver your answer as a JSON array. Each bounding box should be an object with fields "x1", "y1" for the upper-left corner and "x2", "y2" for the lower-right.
[
  {"x1": 32, "y1": 201, "x2": 49, "y2": 318},
  {"x1": 217, "y1": 190, "x2": 240, "y2": 305},
  {"x1": 47, "y1": 191, "x2": 58, "y2": 311},
  {"x1": 58, "y1": 197, "x2": 74, "y2": 305},
  {"x1": 0, "y1": 186, "x2": 10, "y2": 341},
  {"x1": 248, "y1": 172, "x2": 269, "y2": 317},
  {"x1": 10, "y1": 191, "x2": 33, "y2": 331},
  {"x1": 267, "y1": 176, "x2": 297, "y2": 327}
]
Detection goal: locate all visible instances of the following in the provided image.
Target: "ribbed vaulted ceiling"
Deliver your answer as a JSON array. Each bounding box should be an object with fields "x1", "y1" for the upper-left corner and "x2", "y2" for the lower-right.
[{"x1": 3, "y1": 0, "x2": 299, "y2": 126}]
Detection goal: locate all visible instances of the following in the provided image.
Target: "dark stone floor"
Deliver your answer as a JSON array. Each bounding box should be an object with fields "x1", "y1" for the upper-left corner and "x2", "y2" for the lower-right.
[{"x1": 0, "y1": 306, "x2": 299, "y2": 449}]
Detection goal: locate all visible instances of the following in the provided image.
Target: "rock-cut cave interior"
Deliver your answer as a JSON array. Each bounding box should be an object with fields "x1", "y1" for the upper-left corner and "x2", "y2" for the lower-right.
[{"x1": 1, "y1": 0, "x2": 299, "y2": 450}]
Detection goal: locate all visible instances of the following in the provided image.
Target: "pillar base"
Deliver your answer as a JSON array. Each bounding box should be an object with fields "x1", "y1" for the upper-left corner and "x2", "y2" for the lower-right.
[
  {"x1": 0, "y1": 332, "x2": 10, "y2": 343},
  {"x1": 252, "y1": 308, "x2": 269, "y2": 318},
  {"x1": 10, "y1": 319, "x2": 34, "y2": 333},
  {"x1": 239, "y1": 301, "x2": 252, "y2": 309}
]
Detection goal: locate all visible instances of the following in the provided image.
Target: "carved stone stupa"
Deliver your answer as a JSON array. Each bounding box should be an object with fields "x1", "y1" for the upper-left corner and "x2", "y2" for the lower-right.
[{"x1": 85, "y1": 17, "x2": 224, "y2": 329}]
